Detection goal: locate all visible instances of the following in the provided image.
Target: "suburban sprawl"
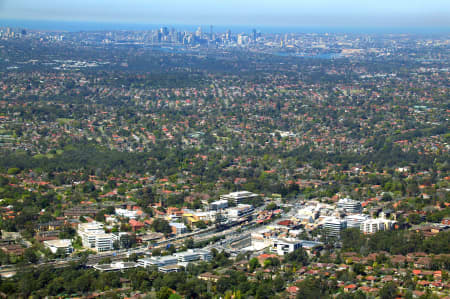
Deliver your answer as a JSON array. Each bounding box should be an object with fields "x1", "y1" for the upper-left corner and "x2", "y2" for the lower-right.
[{"x1": 0, "y1": 26, "x2": 448, "y2": 298}]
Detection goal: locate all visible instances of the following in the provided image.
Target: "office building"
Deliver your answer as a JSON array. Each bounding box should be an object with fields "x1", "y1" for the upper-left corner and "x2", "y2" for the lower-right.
[
  {"x1": 43, "y1": 239, "x2": 73, "y2": 255},
  {"x1": 323, "y1": 217, "x2": 347, "y2": 237},
  {"x1": 360, "y1": 218, "x2": 396, "y2": 234},
  {"x1": 345, "y1": 214, "x2": 369, "y2": 228},
  {"x1": 227, "y1": 204, "x2": 254, "y2": 219},
  {"x1": 210, "y1": 199, "x2": 228, "y2": 210},
  {"x1": 78, "y1": 221, "x2": 114, "y2": 252},
  {"x1": 220, "y1": 191, "x2": 259, "y2": 203},
  {"x1": 337, "y1": 198, "x2": 362, "y2": 213},
  {"x1": 272, "y1": 238, "x2": 303, "y2": 255}
]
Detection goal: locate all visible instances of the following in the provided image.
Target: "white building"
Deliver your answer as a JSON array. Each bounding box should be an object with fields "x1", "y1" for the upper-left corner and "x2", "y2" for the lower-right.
[
  {"x1": 323, "y1": 217, "x2": 347, "y2": 237},
  {"x1": 360, "y1": 218, "x2": 396, "y2": 234},
  {"x1": 220, "y1": 191, "x2": 259, "y2": 203},
  {"x1": 174, "y1": 249, "x2": 212, "y2": 263},
  {"x1": 78, "y1": 221, "x2": 114, "y2": 252},
  {"x1": 272, "y1": 238, "x2": 303, "y2": 255},
  {"x1": 93, "y1": 261, "x2": 138, "y2": 272},
  {"x1": 210, "y1": 199, "x2": 228, "y2": 210},
  {"x1": 43, "y1": 239, "x2": 73, "y2": 254},
  {"x1": 297, "y1": 206, "x2": 319, "y2": 223},
  {"x1": 138, "y1": 256, "x2": 178, "y2": 268},
  {"x1": 227, "y1": 204, "x2": 254, "y2": 219},
  {"x1": 271, "y1": 238, "x2": 324, "y2": 256},
  {"x1": 159, "y1": 265, "x2": 183, "y2": 273},
  {"x1": 249, "y1": 231, "x2": 274, "y2": 251},
  {"x1": 337, "y1": 198, "x2": 362, "y2": 213},
  {"x1": 115, "y1": 208, "x2": 140, "y2": 220},
  {"x1": 95, "y1": 234, "x2": 114, "y2": 252},
  {"x1": 170, "y1": 222, "x2": 188, "y2": 235},
  {"x1": 345, "y1": 214, "x2": 370, "y2": 228}
]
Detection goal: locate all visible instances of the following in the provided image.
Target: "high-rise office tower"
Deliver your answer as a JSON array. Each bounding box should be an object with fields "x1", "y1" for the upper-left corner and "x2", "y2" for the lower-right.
[{"x1": 196, "y1": 27, "x2": 202, "y2": 37}]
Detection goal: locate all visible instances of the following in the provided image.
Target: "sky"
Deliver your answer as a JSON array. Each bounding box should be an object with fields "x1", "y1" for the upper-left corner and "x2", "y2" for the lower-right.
[{"x1": 0, "y1": 0, "x2": 449, "y2": 28}]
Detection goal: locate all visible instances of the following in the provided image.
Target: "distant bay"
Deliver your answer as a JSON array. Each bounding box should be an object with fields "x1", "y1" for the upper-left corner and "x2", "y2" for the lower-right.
[{"x1": 0, "y1": 19, "x2": 449, "y2": 35}]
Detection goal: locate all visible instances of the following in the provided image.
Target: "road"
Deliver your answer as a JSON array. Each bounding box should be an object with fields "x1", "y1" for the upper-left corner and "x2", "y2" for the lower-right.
[{"x1": 0, "y1": 204, "x2": 276, "y2": 273}]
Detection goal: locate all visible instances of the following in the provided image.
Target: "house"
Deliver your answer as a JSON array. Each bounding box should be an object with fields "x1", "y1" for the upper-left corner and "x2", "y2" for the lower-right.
[
  {"x1": 0, "y1": 244, "x2": 25, "y2": 255},
  {"x1": 286, "y1": 286, "x2": 299, "y2": 296},
  {"x1": 414, "y1": 257, "x2": 432, "y2": 269},
  {"x1": 129, "y1": 219, "x2": 145, "y2": 232},
  {"x1": 198, "y1": 272, "x2": 221, "y2": 282},
  {"x1": 344, "y1": 284, "x2": 357, "y2": 292},
  {"x1": 257, "y1": 253, "x2": 279, "y2": 265}
]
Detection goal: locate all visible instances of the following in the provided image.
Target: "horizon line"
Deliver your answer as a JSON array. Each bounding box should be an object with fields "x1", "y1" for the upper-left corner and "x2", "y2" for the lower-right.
[{"x1": 1, "y1": 18, "x2": 449, "y2": 34}]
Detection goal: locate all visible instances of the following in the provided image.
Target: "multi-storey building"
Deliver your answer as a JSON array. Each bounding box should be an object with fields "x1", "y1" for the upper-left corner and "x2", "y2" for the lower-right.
[
  {"x1": 346, "y1": 214, "x2": 370, "y2": 228},
  {"x1": 78, "y1": 221, "x2": 114, "y2": 252},
  {"x1": 360, "y1": 218, "x2": 396, "y2": 234},
  {"x1": 323, "y1": 217, "x2": 347, "y2": 237},
  {"x1": 337, "y1": 198, "x2": 362, "y2": 213}
]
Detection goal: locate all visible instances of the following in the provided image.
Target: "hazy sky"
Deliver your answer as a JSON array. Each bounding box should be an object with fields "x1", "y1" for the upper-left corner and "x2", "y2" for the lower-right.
[{"x1": 0, "y1": 0, "x2": 449, "y2": 27}]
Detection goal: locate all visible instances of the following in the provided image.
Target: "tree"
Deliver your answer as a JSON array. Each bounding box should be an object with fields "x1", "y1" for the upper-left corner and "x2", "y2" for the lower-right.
[
  {"x1": 408, "y1": 213, "x2": 422, "y2": 225},
  {"x1": 151, "y1": 218, "x2": 172, "y2": 236},
  {"x1": 152, "y1": 248, "x2": 162, "y2": 256},
  {"x1": 184, "y1": 238, "x2": 195, "y2": 249},
  {"x1": 352, "y1": 263, "x2": 366, "y2": 275},
  {"x1": 379, "y1": 282, "x2": 398, "y2": 299},
  {"x1": 99, "y1": 257, "x2": 112, "y2": 264},
  {"x1": 7, "y1": 168, "x2": 20, "y2": 175},
  {"x1": 249, "y1": 257, "x2": 260, "y2": 272},
  {"x1": 285, "y1": 247, "x2": 309, "y2": 265},
  {"x1": 341, "y1": 228, "x2": 366, "y2": 252},
  {"x1": 382, "y1": 192, "x2": 393, "y2": 202},
  {"x1": 263, "y1": 257, "x2": 280, "y2": 268},
  {"x1": 295, "y1": 277, "x2": 334, "y2": 299},
  {"x1": 95, "y1": 211, "x2": 106, "y2": 222},
  {"x1": 24, "y1": 248, "x2": 38, "y2": 264},
  {"x1": 195, "y1": 220, "x2": 207, "y2": 229}
]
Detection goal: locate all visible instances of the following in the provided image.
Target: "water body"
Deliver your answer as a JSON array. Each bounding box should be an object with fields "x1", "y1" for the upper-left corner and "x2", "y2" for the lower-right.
[
  {"x1": 1, "y1": 19, "x2": 449, "y2": 35},
  {"x1": 273, "y1": 52, "x2": 342, "y2": 59}
]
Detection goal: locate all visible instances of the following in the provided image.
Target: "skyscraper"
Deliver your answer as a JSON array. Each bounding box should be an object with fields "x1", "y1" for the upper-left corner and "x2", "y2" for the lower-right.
[{"x1": 196, "y1": 26, "x2": 202, "y2": 37}]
